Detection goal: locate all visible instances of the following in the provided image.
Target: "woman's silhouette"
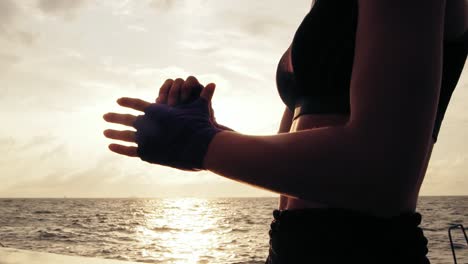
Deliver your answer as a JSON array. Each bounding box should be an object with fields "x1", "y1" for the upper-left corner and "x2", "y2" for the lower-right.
[{"x1": 103, "y1": 0, "x2": 468, "y2": 263}]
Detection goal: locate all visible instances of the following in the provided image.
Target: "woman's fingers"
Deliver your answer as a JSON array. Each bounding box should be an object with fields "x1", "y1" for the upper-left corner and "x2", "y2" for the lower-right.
[
  {"x1": 117, "y1": 97, "x2": 151, "y2": 112},
  {"x1": 200, "y1": 83, "x2": 216, "y2": 102},
  {"x1": 156, "y1": 79, "x2": 173, "y2": 104},
  {"x1": 103, "y1": 113, "x2": 137, "y2": 127},
  {"x1": 155, "y1": 76, "x2": 212, "y2": 106},
  {"x1": 182, "y1": 76, "x2": 202, "y2": 102},
  {"x1": 103, "y1": 129, "x2": 136, "y2": 143},
  {"x1": 108, "y1": 144, "x2": 138, "y2": 157},
  {"x1": 168, "y1": 78, "x2": 184, "y2": 106}
]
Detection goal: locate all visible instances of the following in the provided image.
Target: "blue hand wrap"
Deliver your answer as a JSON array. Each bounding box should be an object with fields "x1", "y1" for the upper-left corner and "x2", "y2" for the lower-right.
[{"x1": 133, "y1": 97, "x2": 223, "y2": 171}]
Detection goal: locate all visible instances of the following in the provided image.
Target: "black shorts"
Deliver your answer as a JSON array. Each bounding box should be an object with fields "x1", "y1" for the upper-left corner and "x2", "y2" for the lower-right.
[{"x1": 265, "y1": 208, "x2": 430, "y2": 264}]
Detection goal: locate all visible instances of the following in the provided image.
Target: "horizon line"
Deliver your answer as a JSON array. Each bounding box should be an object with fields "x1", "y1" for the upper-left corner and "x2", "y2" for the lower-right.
[{"x1": 0, "y1": 195, "x2": 467, "y2": 199}]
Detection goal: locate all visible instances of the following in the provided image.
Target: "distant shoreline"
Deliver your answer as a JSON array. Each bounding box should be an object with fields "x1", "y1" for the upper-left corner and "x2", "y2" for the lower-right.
[{"x1": 0, "y1": 195, "x2": 467, "y2": 199}]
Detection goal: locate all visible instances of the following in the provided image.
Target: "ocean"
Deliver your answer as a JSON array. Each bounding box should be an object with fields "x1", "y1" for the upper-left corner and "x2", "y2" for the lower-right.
[{"x1": 0, "y1": 197, "x2": 467, "y2": 264}]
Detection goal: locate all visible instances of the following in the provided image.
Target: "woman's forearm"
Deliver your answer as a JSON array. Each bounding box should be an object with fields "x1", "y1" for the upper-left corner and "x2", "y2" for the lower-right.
[{"x1": 203, "y1": 124, "x2": 415, "y2": 211}]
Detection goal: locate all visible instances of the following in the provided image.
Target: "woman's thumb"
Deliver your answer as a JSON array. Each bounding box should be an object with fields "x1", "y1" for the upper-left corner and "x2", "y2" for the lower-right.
[{"x1": 200, "y1": 83, "x2": 216, "y2": 102}]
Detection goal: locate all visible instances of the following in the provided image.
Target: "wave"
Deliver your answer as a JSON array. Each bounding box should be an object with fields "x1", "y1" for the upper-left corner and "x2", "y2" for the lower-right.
[
  {"x1": 152, "y1": 226, "x2": 180, "y2": 232},
  {"x1": 33, "y1": 210, "x2": 54, "y2": 214},
  {"x1": 227, "y1": 228, "x2": 249, "y2": 233},
  {"x1": 37, "y1": 230, "x2": 71, "y2": 240}
]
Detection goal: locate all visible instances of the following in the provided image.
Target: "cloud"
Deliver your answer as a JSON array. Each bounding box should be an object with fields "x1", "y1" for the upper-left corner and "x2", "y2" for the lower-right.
[
  {"x1": 126, "y1": 25, "x2": 148, "y2": 32},
  {"x1": 217, "y1": 61, "x2": 267, "y2": 81},
  {"x1": 1, "y1": 155, "x2": 122, "y2": 197},
  {"x1": 37, "y1": 0, "x2": 88, "y2": 16},
  {"x1": 16, "y1": 31, "x2": 36, "y2": 46},
  {"x1": 221, "y1": 11, "x2": 290, "y2": 36},
  {"x1": 0, "y1": 53, "x2": 20, "y2": 71},
  {"x1": 0, "y1": 1, "x2": 37, "y2": 47},
  {"x1": 0, "y1": 152, "x2": 274, "y2": 198},
  {"x1": 150, "y1": 0, "x2": 181, "y2": 11},
  {"x1": 18, "y1": 135, "x2": 57, "y2": 152},
  {"x1": 0, "y1": 0, "x2": 20, "y2": 38},
  {"x1": 0, "y1": 137, "x2": 15, "y2": 152},
  {"x1": 177, "y1": 39, "x2": 219, "y2": 54},
  {"x1": 196, "y1": 1, "x2": 294, "y2": 38},
  {"x1": 0, "y1": 0, "x2": 18, "y2": 28}
]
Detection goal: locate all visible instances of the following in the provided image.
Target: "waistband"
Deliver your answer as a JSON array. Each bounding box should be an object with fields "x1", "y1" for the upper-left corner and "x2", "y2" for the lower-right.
[
  {"x1": 270, "y1": 207, "x2": 422, "y2": 231},
  {"x1": 267, "y1": 208, "x2": 429, "y2": 262}
]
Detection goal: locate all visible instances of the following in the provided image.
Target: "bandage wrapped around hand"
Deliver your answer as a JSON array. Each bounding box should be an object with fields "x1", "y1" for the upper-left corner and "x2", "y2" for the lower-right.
[{"x1": 133, "y1": 97, "x2": 223, "y2": 171}]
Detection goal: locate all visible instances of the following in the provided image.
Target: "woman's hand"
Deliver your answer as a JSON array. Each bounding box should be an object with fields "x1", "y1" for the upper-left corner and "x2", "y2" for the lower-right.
[
  {"x1": 103, "y1": 84, "x2": 225, "y2": 171},
  {"x1": 156, "y1": 76, "x2": 235, "y2": 132}
]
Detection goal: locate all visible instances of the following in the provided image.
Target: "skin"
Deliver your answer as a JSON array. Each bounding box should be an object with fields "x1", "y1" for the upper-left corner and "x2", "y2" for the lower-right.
[
  {"x1": 104, "y1": 0, "x2": 467, "y2": 217},
  {"x1": 281, "y1": 0, "x2": 467, "y2": 211}
]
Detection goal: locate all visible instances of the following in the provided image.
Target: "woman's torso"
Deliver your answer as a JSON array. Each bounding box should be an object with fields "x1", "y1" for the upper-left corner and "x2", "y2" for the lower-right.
[{"x1": 278, "y1": 0, "x2": 468, "y2": 214}]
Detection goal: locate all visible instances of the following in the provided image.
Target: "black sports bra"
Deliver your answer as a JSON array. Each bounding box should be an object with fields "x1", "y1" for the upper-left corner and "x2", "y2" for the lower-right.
[{"x1": 276, "y1": 0, "x2": 468, "y2": 142}]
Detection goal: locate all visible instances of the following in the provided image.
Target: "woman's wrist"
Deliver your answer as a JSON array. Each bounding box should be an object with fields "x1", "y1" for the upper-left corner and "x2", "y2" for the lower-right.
[
  {"x1": 202, "y1": 130, "x2": 235, "y2": 170},
  {"x1": 132, "y1": 97, "x2": 225, "y2": 171}
]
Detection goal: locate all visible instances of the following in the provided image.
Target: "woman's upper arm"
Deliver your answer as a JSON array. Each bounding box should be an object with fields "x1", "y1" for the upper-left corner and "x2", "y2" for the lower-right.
[
  {"x1": 203, "y1": 0, "x2": 448, "y2": 208},
  {"x1": 349, "y1": 0, "x2": 446, "y2": 161}
]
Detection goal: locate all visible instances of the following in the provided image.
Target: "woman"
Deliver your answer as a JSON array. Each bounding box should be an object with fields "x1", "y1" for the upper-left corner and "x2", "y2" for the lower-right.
[{"x1": 103, "y1": 0, "x2": 468, "y2": 263}]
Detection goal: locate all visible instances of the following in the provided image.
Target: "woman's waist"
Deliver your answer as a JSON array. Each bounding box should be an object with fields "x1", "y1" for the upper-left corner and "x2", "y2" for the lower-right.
[
  {"x1": 279, "y1": 195, "x2": 329, "y2": 210},
  {"x1": 291, "y1": 101, "x2": 349, "y2": 131},
  {"x1": 292, "y1": 95, "x2": 350, "y2": 122}
]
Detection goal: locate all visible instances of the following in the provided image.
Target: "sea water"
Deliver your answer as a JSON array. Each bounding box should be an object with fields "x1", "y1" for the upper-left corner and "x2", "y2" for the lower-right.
[{"x1": 0, "y1": 197, "x2": 466, "y2": 264}]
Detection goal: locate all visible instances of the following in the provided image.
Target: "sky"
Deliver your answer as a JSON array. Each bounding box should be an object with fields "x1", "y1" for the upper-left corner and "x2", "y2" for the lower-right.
[{"x1": 0, "y1": 0, "x2": 467, "y2": 198}]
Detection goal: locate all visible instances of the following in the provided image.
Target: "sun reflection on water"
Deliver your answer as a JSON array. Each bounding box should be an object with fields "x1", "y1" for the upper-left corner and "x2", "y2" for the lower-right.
[{"x1": 136, "y1": 198, "x2": 222, "y2": 264}]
